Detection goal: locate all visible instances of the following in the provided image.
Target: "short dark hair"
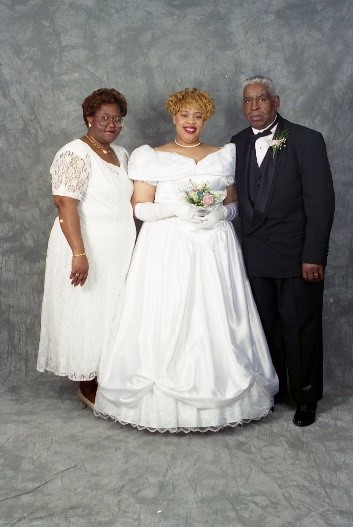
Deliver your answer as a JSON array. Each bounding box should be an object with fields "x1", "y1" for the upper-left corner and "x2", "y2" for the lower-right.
[{"x1": 81, "y1": 88, "x2": 127, "y2": 126}]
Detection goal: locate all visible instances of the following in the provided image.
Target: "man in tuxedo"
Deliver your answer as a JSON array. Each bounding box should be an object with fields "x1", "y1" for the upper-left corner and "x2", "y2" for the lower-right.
[{"x1": 230, "y1": 76, "x2": 335, "y2": 426}]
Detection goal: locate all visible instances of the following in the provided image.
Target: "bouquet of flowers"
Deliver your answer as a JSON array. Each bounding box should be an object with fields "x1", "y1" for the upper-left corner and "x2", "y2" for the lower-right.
[{"x1": 182, "y1": 180, "x2": 226, "y2": 211}]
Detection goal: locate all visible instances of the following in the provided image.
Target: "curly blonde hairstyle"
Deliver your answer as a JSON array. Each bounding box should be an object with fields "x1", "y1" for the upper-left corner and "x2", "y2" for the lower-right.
[{"x1": 165, "y1": 88, "x2": 215, "y2": 120}]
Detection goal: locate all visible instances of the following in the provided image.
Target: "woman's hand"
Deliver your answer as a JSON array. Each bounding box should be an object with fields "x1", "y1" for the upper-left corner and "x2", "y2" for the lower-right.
[
  {"x1": 53, "y1": 195, "x2": 88, "y2": 287},
  {"x1": 173, "y1": 202, "x2": 203, "y2": 221},
  {"x1": 70, "y1": 255, "x2": 89, "y2": 286},
  {"x1": 197, "y1": 206, "x2": 224, "y2": 229}
]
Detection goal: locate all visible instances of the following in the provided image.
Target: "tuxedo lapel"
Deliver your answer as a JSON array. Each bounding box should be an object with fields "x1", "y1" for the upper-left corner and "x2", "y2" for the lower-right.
[{"x1": 249, "y1": 115, "x2": 287, "y2": 232}]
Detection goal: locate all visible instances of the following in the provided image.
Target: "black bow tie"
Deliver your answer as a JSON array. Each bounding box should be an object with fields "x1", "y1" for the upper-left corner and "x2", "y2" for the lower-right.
[
  {"x1": 249, "y1": 127, "x2": 273, "y2": 143},
  {"x1": 249, "y1": 116, "x2": 279, "y2": 142}
]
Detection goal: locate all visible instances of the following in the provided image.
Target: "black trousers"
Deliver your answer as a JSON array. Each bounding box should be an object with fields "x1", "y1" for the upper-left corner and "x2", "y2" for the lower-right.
[{"x1": 249, "y1": 277, "x2": 324, "y2": 405}]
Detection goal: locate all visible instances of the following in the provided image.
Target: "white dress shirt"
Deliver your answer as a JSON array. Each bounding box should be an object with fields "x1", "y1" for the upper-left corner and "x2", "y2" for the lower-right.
[{"x1": 252, "y1": 116, "x2": 278, "y2": 166}]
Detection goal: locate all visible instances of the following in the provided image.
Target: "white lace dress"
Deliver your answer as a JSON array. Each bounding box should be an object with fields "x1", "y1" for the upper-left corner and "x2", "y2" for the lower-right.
[
  {"x1": 37, "y1": 139, "x2": 136, "y2": 380},
  {"x1": 95, "y1": 144, "x2": 278, "y2": 432}
]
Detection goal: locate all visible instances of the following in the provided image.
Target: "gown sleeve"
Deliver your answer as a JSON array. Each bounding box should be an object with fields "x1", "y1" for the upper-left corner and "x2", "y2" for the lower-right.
[
  {"x1": 222, "y1": 143, "x2": 236, "y2": 186},
  {"x1": 128, "y1": 145, "x2": 158, "y2": 185},
  {"x1": 51, "y1": 148, "x2": 91, "y2": 199}
]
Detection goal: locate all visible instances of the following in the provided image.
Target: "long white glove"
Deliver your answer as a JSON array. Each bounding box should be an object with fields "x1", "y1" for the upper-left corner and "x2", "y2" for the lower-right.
[
  {"x1": 134, "y1": 201, "x2": 203, "y2": 222},
  {"x1": 197, "y1": 202, "x2": 239, "y2": 229}
]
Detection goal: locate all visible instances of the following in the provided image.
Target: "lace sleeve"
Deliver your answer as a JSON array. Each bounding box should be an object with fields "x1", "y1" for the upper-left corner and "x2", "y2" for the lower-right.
[{"x1": 51, "y1": 150, "x2": 91, "y2": 199}]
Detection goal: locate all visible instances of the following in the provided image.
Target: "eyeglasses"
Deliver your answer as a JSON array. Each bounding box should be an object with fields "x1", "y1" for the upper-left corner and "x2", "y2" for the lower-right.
[{"x1": 97, "y1": 114, "x2": 125, "y2": 127}]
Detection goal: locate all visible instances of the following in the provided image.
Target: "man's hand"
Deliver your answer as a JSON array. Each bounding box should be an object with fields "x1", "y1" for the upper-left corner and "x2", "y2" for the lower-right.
[{"x1": 302, "y1": 263, "x2": 325, "y2": 282}]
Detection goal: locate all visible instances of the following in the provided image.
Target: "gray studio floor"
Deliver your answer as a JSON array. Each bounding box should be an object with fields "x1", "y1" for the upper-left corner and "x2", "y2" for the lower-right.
[{"x1": 1, "y1": 372, "x2": 353, "y2": 527}]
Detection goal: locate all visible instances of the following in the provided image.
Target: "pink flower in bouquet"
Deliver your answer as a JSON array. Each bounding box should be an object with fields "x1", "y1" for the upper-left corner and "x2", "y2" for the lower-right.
[
  {"x1": 203, "y1": 193, "x2": 214, "y2": 206},
  {"x1": 182, "y1": 180, "x2": 225, "y2": 208}
]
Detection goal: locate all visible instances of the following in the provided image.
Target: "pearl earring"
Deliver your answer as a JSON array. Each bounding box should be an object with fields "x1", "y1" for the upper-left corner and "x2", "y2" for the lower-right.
[{"x1": 88, "y1": 123, "x2": 92, "y2": 128}]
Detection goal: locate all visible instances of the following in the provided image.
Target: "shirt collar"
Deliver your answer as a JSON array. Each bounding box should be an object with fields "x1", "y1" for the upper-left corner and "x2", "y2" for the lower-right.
[{"x1": 252, "y1": 115, "x2": 278, "y2": 135}]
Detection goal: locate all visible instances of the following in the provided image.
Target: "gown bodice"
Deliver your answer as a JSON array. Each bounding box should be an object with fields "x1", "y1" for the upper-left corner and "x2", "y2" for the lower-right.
[{"x1": 128, "y1": 143, "x2": 236, "y2": 205}]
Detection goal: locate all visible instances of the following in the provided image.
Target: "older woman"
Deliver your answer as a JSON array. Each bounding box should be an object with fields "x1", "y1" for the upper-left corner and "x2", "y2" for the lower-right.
[
  {"x1": 95, "y1": 88, "x2": 278, "y2": 432},
  {"x1": 37, "y1": 88, "x2": 136, "y2": 408}
]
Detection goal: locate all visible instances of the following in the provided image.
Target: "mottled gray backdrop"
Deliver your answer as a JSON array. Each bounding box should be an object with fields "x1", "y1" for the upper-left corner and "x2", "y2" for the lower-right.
[{"x1": 1, "y1": 0, "x2": 352, "y2": 386}]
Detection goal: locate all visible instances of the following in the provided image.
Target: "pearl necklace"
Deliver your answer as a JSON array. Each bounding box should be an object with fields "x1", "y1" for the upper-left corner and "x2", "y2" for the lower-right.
[
  {"x1": 85, "y1": 134, "x2": 111, "y2": 154},
  {"x1": 174, "y1": 139, "x2": 201, "y2": 148}
]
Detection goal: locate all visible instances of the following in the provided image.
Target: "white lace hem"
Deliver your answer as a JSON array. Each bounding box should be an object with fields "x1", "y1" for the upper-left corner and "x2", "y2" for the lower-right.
[
  {"x1": 37, "y1": 366, "x2": 98, "y2": 381},
  {"x1": 94, "y1": 376, "x2": 277, "y2": 432},
  {"x1": 93, "y1": 408, "x2": 273, "y2": 434}
]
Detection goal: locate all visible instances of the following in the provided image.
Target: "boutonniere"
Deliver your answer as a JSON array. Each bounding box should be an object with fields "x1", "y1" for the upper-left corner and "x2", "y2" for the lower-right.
[{"x1": 266, "y1": 130, "x2": 289, "y2": 157}]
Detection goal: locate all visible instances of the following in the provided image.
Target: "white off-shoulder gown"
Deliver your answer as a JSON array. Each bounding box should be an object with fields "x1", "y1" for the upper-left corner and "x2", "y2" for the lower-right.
[{"x1": 95, "y1": 144, "x2": 278, "y2": 432}]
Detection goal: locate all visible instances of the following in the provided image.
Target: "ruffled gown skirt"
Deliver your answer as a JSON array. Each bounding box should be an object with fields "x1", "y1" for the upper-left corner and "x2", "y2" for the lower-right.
[{"x1": 95, "y1": 218, "x2": 278, "y2": 432}]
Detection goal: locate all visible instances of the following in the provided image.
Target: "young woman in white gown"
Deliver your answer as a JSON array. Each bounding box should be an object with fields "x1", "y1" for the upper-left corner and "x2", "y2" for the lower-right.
[{"x1": 95, "y1": 88, "x2": 278, "y2": 432}]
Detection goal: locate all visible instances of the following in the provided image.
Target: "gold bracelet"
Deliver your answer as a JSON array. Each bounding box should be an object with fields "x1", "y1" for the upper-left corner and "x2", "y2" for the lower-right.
[{"x1": 73, "y1": 252, "x2": 86, "y2": 257}]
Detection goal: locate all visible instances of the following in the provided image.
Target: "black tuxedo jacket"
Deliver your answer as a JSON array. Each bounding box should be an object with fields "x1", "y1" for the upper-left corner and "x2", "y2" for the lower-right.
[{"x1": 230, "y1": 114, "x2": 335, "y2": 278}]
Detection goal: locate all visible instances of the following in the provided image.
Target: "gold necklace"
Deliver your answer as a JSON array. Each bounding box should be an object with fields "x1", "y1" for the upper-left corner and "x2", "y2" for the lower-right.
[
  {"x1": 85, "y1": 134, "x2": 111, "y2": 154},
  {"x1": 174, "y1": 139, "x2": 201, "y2": 148}
]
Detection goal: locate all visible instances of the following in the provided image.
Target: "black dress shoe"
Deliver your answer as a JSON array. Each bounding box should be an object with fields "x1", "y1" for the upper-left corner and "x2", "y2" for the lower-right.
[{"x1": 293, "y1": 403, "x2": 317, "y2": 427}]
